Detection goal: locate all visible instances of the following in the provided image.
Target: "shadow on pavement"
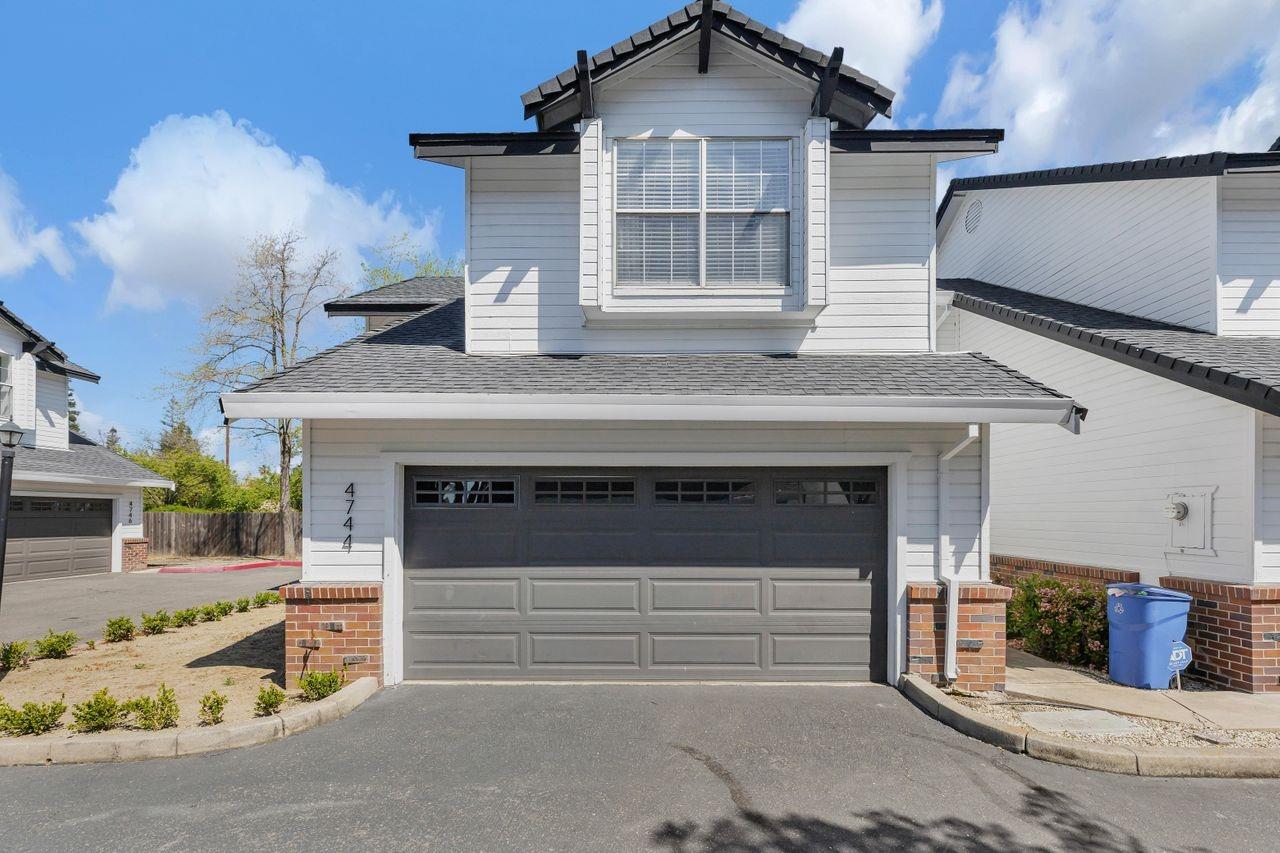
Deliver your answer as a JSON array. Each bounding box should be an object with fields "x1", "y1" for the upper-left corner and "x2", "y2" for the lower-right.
[
  {"x1": 185, "y1": 621, "x2": 285, "y2": 685},
  {"x1": 650, "y1": 783, "x2": 1177, "y2": 853}
]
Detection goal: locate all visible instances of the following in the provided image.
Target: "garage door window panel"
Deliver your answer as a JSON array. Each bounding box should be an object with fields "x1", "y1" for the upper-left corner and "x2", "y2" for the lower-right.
[
  {"x1": 414, "y1": 478, "x2": 517, "y2": 507},
  {"x1": 534, "y1": 479, "x2": 635, "y2": 505},
  {"x1": 775, "y1": 480, "x2": 878, "y2": 506},
  {"x1": 654, "y1": 480, "x2": 756, "y2": 504}
]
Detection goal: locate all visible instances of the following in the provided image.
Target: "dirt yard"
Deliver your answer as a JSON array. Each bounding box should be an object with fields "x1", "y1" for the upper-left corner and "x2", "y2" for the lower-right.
[{"x1": 0, "y1": 604, "x2": 286, "y2": 733}]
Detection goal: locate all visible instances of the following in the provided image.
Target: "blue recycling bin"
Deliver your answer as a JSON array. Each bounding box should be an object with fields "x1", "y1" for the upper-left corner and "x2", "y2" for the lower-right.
[{"x1": 1105, "y1": 583, "x2": 1192, "y2": 689}]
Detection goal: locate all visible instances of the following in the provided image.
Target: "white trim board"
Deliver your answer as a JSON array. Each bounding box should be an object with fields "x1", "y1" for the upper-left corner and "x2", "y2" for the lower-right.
[{"x1": 375, "y1": 449, "x2": 913, "y2": 688}]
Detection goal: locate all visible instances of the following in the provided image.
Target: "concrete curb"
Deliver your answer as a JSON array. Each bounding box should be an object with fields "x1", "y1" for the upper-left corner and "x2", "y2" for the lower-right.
[
  {"x1": 899, "y1": 673, "x2": 1280, "y2": 778},
  {"x1": 156, "y1": 559, "x2": 303, "y2": 574},
  {"x1": 0, "y1": 677, "x2": 378, "y2": 767}
]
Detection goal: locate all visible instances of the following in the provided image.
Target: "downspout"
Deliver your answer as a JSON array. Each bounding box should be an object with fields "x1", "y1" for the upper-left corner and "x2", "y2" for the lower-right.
[{"x1": 939, "y1": 424, "x2": 980, "y2": 682}]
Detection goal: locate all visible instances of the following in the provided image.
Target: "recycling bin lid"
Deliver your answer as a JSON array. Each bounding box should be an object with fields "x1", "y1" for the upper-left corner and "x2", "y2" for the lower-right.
[{"x1": 1105, "y1": 582, "x2": 1192, "y2": 601}]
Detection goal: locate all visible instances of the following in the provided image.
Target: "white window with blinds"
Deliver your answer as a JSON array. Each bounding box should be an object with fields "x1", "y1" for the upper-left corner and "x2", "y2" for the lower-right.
[
  {"x1": 614, "y1": 138, "x2": 790, "y2": 290},
  {"x1": 0, "y1": 355, "x2": 12, "y2": 420}
]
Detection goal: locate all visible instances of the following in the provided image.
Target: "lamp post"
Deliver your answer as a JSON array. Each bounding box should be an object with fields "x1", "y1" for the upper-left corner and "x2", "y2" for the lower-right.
[{"x1": 0, "y1": 419, "x2": 25, "y2": 614}]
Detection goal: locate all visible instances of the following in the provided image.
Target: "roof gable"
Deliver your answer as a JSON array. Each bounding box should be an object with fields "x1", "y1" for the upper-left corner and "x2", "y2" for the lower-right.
[{"x1": 520, "y1": 1, "x2": 894, "y2": 131}]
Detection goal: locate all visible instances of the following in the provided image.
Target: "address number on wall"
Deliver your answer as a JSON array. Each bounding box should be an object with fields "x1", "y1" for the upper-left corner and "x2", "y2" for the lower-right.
[{"x1": 342, "y1": 483, "x2": 354, "y2": 551}]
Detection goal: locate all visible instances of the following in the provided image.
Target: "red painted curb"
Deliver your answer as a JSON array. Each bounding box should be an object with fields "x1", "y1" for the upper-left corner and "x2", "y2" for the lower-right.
[{"x1": 156, "y1": 560, "x2": 303, "y2": 574}]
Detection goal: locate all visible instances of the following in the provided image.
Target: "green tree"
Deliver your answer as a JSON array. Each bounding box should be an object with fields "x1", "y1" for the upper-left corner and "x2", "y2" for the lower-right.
[
  {"x1": 67, "y1": 389, "x2": 81, "y2": 433},
  {"x1": 360, "y1": 232, "x2": 462, "y2": 291},
  {"x1": 158, "y1": 398, "x2": 201, "y2": 456},
  {"x1": 104, "y1": 427, "x2": 122, "y2": 452},
  {"x1": 127, "y1": 449, "x2": 242, "y2": 511}
]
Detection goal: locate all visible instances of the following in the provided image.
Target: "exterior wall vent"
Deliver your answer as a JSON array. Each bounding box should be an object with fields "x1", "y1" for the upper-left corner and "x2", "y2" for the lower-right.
[{"x1": 964, "y1": 199, "x2": 983, "y2": 234}]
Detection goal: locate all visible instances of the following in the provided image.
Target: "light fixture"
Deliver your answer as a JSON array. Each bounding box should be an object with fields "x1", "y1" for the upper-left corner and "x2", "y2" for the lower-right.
[{"x1": 0, "y1": 420, "x2": 21, "y2": 449}]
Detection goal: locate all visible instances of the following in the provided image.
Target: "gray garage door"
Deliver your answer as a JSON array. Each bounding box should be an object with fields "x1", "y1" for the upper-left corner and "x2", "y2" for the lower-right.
[
  {"x1": 403, "y1": 467, "x2": 886, "y2": 682},
  {"x1": 2, "y1": 497, "x2": 113, "y2": 582}
]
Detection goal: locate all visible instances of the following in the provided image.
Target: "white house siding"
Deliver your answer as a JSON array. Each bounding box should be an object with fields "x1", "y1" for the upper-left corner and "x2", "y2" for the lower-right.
[
  {"x1": 1259, "y1": 414, "x2": 1280, "y2": 582},
  {"x1": 939, "y1": 177, "x2": 1218, "y2": 331},
  {"x1": 34, "y1": 371, "x2": 69, "y2": 450},
  {"x1": 0, "y1": 320, "x2": 37, "y2": 437},
  {"x1": 302, "y1": 419, "x2": 985, "y2": 585},
  {"x1": 1218, "y1": 173, "x2": 1280, "y2": 336},
  {"x1": 953, "y1": 311, "x2": 1256, "y2": 584},
  {"x1": 466, "y1": 151, "x2": 935, "y2": 354}
]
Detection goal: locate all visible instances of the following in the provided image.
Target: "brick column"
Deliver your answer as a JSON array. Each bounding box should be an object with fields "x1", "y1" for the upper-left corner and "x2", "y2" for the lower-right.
[
  {"x1": 1159, "y1": 577, "x2": 1280, "y2": 693},
  {"x1": 282, "y1": 582, "x2": 383, "y2": 687},
  {"x1": 907, "y1": 582, "x2": 1012, "y2": 692},
  {"x1": 121, "y1": 537, "x2": 149, "y2": 572},
  {"x1": 990, "y1": 554, "x2": 1139, "y2": 589}
]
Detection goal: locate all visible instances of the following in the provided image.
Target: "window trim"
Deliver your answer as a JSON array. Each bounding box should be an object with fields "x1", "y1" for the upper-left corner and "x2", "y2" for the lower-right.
[
  {"x1": 611, "y1": 136, "x2": 794, "y2": 295},
  {"x1": 0, "y1": 352, "x2": 13, "y2": 421}
]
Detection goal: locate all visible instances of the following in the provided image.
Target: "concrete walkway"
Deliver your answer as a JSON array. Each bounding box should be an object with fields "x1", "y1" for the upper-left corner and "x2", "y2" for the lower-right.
[
  {"x1": 0, "y1": 566, "x2": 299, "y2": 643},
  {"x1": 1007, "y1": 649, "x2": 1280, "y2": 731}
]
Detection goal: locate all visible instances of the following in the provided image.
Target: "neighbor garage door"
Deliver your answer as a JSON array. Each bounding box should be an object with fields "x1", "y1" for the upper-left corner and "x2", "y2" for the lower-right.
[
  {"x1": 2, "y1": 497, "x2": 113, "y2": 582},
  {"x1": 403, "y1": 467, "x2": 886, "y2": 682}
]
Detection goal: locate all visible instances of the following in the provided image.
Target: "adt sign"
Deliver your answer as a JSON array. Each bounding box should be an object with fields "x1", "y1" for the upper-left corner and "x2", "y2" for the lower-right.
[{"x1": 1169, "y1": 641, "x2": 1193, "y2": 673}]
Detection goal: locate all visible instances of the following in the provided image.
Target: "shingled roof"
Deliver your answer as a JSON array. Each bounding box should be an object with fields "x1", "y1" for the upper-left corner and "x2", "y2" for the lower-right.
[
  {"x1": 520, "y1": 1, "x2": 894, "y2": 131},
  {"x1": 13, "y1": 432, "x2": 172, "y2": 486},
  {"x1": 943, "y1": 278, "x2": 1280, "y2": 417},
  {"x1": 324, "y1": 277, "x2": 464, "y2": 316},
  {"x1": 234, "y1": 299, "x2": 1072, "y2": 404}
]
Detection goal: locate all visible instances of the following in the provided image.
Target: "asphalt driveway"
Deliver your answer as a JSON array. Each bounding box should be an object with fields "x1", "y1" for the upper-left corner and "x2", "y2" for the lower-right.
[
  {"x1": 1, "y1": 682, "x2": 1277, "y2": 851},
  {"x1": 0, "y1": 567, "x2": 299, "y2": 643}
]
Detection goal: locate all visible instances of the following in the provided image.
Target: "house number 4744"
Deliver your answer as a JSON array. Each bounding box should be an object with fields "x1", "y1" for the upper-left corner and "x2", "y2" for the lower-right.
[{"x1": 342, "y1": 483, "x2": 355, "y2": 551}]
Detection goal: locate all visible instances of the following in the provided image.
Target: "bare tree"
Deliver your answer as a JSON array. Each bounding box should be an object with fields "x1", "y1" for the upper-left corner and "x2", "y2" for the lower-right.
[{"x1": 181, "y1": 231, "x2": 344, "y2": 555}]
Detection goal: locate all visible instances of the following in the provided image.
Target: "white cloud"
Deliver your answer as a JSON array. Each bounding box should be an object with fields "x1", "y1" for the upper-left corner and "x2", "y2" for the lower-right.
[
  {"x1": 937, "y1": 0, "x2": 1280, "y2": 174},
  {"x1": 76, "y1": 111, "x2": 439, "y2": 311},
  {"x1": 779, "y1": 0, "x2": 943, "y2": 111},
  {"x1": 0, "y1": 165, "x2": 72, "y2": 278}
]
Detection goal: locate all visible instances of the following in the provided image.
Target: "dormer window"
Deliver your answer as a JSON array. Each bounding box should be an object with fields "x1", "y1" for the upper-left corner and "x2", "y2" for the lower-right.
[
  {"x1": 615, "y1": 138, "x2": 790, "y2": 291},
  {"x1": 0, "y1": 354, "x2": 12, "y2": 420}
]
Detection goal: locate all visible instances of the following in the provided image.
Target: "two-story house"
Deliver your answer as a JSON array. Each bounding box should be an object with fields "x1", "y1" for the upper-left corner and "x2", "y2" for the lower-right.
[
  {"x1": 223, "y1": 1, "x2": 1081, "y2": 691},
  {"x1": 0, "y1": 301, "x2": 171, "y2": 583},
  {"x1": 936, "y1": 143, "x2": 1280, "y2": 692}
]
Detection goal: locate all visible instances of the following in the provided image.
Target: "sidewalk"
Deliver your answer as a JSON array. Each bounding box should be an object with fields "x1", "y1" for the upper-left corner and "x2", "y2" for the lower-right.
[{"x1": 1006, "y1": 649, "x2": 1280, "y2": 731}]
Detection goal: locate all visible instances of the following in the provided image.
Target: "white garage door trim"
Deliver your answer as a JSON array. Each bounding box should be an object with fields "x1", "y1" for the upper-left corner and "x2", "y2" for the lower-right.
[{"x1": 378, "y1": 451, "x2": 913, "y2": 686}]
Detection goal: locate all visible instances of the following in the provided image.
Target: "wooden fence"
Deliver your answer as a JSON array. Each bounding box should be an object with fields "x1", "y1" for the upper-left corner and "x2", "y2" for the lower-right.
[{"x1": 144, "y1": 510, "x2": 302, "y2": 557}]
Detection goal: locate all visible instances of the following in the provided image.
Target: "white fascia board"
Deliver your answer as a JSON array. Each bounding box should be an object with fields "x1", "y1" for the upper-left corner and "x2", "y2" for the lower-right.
[
  {"x1": 12, "y1": 471, "x2": 174, "y2": 489},
  {"x1": 221, "y1": 391, "x2": 1074, "y2": 425}
]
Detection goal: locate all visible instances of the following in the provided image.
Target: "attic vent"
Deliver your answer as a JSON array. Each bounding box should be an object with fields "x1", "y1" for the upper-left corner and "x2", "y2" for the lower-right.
[{"x1": 963, "y1": 199, "x2": 983, "y2": 234}]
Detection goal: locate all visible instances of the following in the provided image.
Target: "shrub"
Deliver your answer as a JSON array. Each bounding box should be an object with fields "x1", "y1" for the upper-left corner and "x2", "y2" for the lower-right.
[
  {"x1": 213, "y1": 600, "x2": 235, "y2": 618},
  {"x1": 198, "y1": 604, "x2": 222, "y2": 623},
  {"x1": 171, "y1": 608, "x2": 199, "y2": 628},
  {"x1": 103, "y1": 616, "x2": 136, "y2": 643},
  {"x1": 86, "y1": 640, "x2": 96, "y2": 651},
  {"x1": 1007, "y1": 576, "x2": 1109, "y2": 670},
  {"x1": 1, "y1": 640, "x2": 31, "y2": 671},
  {"x1": 297, "y1": 669, "x2": 345, "y2": 702},
  {"x1": 34, "y1": 630, "x2": 78, "y2": 659},
  {"x1": 0, "y1": 697, "x2": 66, "y2": 736},
  {"x1": 124, "y1": 684, "x2": 179, "y2": 730},
  {"x1": 199, "y1": 691, "x2": 228, "y2": 726},
  {"x1": 140, "y1": 611, "x2": 170, "y2": 635},
  {"x1": 234, "y1": 597, "x2": 252, "y2": 613},
  {"x1": 254, "y1": 684, "x2": 286, "y2": 716},
  {"x1": 72, "y1": 688, "x2": 127, "y2": 732},
  {"x1": 252, "y1": 591, "x2": 281, "y2": 608}
]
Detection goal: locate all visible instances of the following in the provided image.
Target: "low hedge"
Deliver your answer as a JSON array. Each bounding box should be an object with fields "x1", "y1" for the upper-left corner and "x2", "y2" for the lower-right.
[{"x1": 1007, "y1": 576, "x2": 1108, "y2": 670}]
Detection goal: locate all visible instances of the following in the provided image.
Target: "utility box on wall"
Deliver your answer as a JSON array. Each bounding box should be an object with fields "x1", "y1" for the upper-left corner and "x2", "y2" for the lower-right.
[{"x1": 1165, "y1": 487, "x2": 1215, "y2": 555}]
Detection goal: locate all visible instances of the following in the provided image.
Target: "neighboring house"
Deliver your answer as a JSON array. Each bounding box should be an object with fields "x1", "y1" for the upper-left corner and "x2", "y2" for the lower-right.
[
  {"x1": 936, "y1": 143, "x2": 1280, "y2": 692},
  {"x1": 223, "y1": 1, "x2": 1081, "y2": 691},
  {"x1": 0, "y1": 301, "x2": 172, "y2": 583}
]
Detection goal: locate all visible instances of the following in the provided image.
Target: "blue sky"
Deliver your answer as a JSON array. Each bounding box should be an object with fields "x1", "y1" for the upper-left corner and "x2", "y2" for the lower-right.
[{"x1": 1, "y1": 0, "x2": 1277, "y2": 471}]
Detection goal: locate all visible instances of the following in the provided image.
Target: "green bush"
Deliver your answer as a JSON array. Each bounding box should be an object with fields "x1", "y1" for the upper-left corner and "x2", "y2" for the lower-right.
[
  {"x1": 140, "y1": 611, "x2": 170, "y2": 635},
  {"x1": 252, "y1": 591, "x2": 281, "y2": 608},
  {"x1": 103, "y1": 616, "x2": 136, "y2": 643},
  {"x1": 124, "y1": 684, "x2": 179, "y2": 730},
  {"x1": 253, "y1": 684, "x2": 286, "y2": 716},
  {"x1": 0, "y1": 697, "x2": 66, "y2": 736},
  {"x1": 234, "y1": 597, "x2": 252, "y2": 613},
  {"x1": 213, "y1": 600, "x2": 235, "y2": 618},
  {"x1": 198, "y1": 604, "x2": 223, "y2": 623},
  {"x1": 198, "y1": 690, "x2": 228, "y2": 726},
  {"x1": 171, "y1": 608, "x2": 199, "y2": 628},
  {"x1": 1007, "y1": 576, "x2": 1109, "y2": 670},
  {"x1": 297, "y1": 669, "x2": 345, "y2": 702},
  {"x1": 72, "y1": 689, "x2": 127, "y2": 732},
  {"x1": 34, "y1": 630, "x2": 78, "y2": 659},
  {"x1": 1, "y1": 640, "x2": 31, "y2": 671}
]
